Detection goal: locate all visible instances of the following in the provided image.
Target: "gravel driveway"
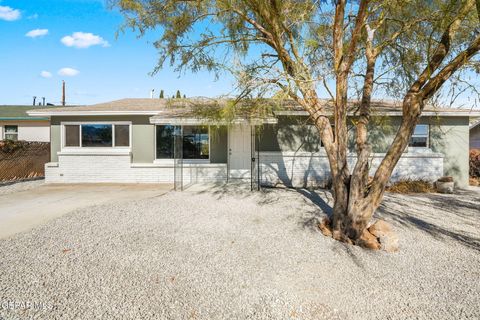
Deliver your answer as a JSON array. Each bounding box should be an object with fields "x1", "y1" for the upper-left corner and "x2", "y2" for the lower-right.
[{"x1": 0, "y1": 184, "x2": 479, "y2": 319}]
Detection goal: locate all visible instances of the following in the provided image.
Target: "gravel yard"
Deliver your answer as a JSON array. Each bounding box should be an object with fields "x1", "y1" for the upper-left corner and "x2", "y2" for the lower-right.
[{"x1": 0, "y1": 184, "x2": 479, "y2": 320}]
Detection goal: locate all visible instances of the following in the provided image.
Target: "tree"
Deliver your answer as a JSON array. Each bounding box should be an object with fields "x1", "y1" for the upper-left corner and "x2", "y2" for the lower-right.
[
  {"x1": 159, "y1": 89, "x2": 164, "y2": 99},
  {"x1": 183, "y1": 94, "x2": 186, "y2": 99},
  {"x1": 113, "y1": 0, "x2": 480, "y2": 246},
  {"x1": 176, "y1": 90, "x2": 181, "y2": 99}
]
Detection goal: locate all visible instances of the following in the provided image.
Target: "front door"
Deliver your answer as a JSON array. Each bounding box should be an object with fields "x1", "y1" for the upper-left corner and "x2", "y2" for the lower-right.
[{"x1": 229, "y1": 124, "x2": 251, "y2": 179}]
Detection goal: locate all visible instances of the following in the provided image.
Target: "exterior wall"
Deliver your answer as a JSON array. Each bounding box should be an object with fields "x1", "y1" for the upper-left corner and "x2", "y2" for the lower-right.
[
  {"x1": 258, "y1": 115, "x2": 470, "y2": 187},
  {"x1": 470, "y1": 125, "x2": 480, "y2": 149},
  {"x1": 0, "y1": 121, "x2": 50, "y2": 142},
  {"x1": 45, "y1": 153, "x2": 227, "y2": 184},
  {"x1": 47, "y1": 116, "x2": 228, "y2": 184},
  {"x1": 259, "y1": 151, "x2": 443, "y2": 188}
]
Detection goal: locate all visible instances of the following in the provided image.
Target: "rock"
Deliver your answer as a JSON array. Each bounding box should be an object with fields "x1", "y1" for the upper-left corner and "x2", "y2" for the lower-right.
[
  {"x1": 368, "y1": 220, "x2": 399, "y2": 252},
  {"x1": 357, "y1": 229, "x2": 381, "y2": 250},
  {"x1": 436, "y1": 181, "x2": 454, "y2": 194},
  {"x1": 318, "y1": 218, "x2": 332, "y2": 237},
  {"x1": 368, "y1": 220, "x2": 392, "y2": 238},
  {"x1": 379, "y1": 233, "x2": 399, "y2": 253}
]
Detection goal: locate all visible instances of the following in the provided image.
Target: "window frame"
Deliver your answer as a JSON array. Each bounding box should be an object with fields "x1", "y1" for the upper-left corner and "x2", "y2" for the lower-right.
[
  {"x1": 154, "y1": 125, "x2": 211, "y2": 164},
  {"x1": 3, "y1": 125, "x2": 18, "y2": 141},
  {"x1": 408, "y1": 124, "x2": 430, "y2": 149},
  {"x1": 61, "y1": 121, "x2": 132, "y2": 151}
]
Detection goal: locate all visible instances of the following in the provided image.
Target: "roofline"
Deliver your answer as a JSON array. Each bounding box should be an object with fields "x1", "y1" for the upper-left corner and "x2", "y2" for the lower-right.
[
  {"x1": 27, "y1": 110, "x2": 162, "y2": 116},
  {"x1": 274, "y1": 110, "x2": 480, "y2": 117},
  {"x1": 0, "y1": 117, "x2": 49, "y2": 121},
  {"x1": 149, "y1": 117, "x2": 278, "y2": 125}
]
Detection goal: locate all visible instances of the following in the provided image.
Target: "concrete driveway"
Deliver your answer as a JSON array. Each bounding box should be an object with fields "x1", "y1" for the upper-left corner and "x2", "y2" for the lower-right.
[{"x1": 0, "y1": 183, "x2": 171, "y2": 239}]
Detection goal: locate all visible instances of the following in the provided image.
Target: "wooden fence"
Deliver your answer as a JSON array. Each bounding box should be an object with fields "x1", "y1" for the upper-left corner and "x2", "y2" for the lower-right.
[{"x1": 0, "y1": 141, "x2": 50, "y2": 182}]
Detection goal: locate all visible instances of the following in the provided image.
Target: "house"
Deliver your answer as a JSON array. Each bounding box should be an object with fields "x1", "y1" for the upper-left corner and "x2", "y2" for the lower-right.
[
  {"x1": 0, "y1": 106, "x2": 50, "y2": 142},
  {"x1": 27, "y1": 98, "x2": 480, "y2": 188},
  {"x1": 470, "y1": 121, "x2": 480, "y2": 149}
]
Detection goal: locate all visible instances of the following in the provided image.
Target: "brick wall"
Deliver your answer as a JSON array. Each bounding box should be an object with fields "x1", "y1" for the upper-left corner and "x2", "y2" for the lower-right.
[
  {"x1": 258, "y1": 151, "x2": 444, "y2": 188},
  {"x1": 45, "y1": 153, "x2": 227, "y2": 184}
]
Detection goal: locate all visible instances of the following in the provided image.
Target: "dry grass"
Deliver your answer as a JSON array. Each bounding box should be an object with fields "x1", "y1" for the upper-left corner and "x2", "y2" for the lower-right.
[{"x1": 387, "y1": 179, "x2": 436, "y2": 194}]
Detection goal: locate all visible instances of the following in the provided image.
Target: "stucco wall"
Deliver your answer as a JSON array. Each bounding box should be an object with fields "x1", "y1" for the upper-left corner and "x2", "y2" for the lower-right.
[
  {"x1": 258, "y1": 115, "x2": 470, "y2": 186},
  {"x1": 0, "y1": 121, "x2": 50, "y2": 142},
  {"x1": 470, "y1": 125, "x2": 480, "y2": 149},
  {"x1": 50, "y1": 116, "x2": 228, "y2": 164}
]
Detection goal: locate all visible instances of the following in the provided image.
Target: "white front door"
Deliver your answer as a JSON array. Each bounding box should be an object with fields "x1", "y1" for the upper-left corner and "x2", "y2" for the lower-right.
[{"x1": 229, "y1": 124, "x2": 251, "y2": 179}]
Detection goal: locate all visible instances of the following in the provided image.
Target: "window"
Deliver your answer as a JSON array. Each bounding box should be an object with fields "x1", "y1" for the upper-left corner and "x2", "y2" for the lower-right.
[
  {"x1": 63, "y1": 123, "x2": 130, "y2": 148},
  {"x1": 65, "y1": 125, "x2": 80, "y2": 147},
  {"x1": 155, "y1": 125, "x2": 209, "y2": 160},
  {"x1": 183, "y1": 126, "x2": 209, "y2": 159},
  {"x1": 4, "y1": 125, "x2": 18, "y2": 141},
  {"x1": 409, "y1": 124, "x2": 429, "y2": 148},
  {"x1": 82, "y1": 124, "x2": 112, "y2": 147},
  {"x1": 156, "y1": 125, "x2": 175, "y2": 159}
]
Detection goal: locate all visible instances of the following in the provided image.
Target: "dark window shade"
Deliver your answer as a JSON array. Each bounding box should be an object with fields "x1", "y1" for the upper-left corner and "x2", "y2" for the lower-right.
[
  {"x1": 114, "y1": 125, "x2": 130, "y2": 147},
  {"x1": 65, "y1": 125, "x2": 80, "y2": 147},
  {"x1": 81, "y1": 124, "x2": 112, "y2": 147}
]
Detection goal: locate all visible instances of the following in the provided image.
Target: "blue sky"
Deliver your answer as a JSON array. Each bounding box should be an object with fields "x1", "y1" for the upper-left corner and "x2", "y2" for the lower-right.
[{"x1": 0, "y1": 0, "x2": 234, "y2": 105}]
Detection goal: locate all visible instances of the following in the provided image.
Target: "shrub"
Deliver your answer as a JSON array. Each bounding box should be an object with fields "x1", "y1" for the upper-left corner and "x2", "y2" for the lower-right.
[
  {"x1": 387, "y1": 179, "x2": 435, "y2": 194},
  {"x1": 470, "y1": 149, "x2": 480, "y2": 178},
  {"x1": 0, "y1": 140, "x2": 27, "y2": 154}
]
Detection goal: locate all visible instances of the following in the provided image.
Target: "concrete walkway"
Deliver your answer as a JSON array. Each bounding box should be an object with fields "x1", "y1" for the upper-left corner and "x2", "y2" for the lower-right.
[{"x1": 0, "y1": 183, "x2": 171, "y2": 239}]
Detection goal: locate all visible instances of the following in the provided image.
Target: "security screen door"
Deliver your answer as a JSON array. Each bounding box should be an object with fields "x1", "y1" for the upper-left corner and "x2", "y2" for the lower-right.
[{"x1": 173, "y1": 126, "x2": 183, "y2": 191}]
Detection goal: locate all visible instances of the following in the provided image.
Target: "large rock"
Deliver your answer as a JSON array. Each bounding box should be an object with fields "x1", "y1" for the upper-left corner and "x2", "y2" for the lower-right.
[
  {"x1": 318, "y1": 217, "x2": 332, "y2": 237},
  {"x1": 357, "y1": 229, "x2": 381, "y2": 250},
  {"x1": 368, "y1": 220, "x2": 399, "y2": 252}
]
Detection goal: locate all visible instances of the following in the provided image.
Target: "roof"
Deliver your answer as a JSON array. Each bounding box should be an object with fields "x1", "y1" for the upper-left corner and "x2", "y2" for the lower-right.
[
  {"x1": 26, "y1": 98, "x2": 480, "y2": 119},
  {"x1": 0, "y1": 105, "x2": 50, "y2": 121},
  {"x1": 471, "y1": 120, "x2": 480, "y2": 130}
]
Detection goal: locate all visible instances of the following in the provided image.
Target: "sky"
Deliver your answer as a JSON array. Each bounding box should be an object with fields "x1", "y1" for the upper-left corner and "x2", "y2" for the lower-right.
[{"x1": 0, "y1": 0, "x2": 234, "y2": 105}]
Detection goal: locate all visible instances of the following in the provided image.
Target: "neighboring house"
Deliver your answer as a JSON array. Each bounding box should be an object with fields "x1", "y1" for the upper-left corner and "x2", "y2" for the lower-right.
[
  {"x1": 470, "y1": 121, "x2": 480, "y2": 149},
  {"x1": 27, "y1": 98, "x2": 480, "y2": 187},
  {"x1": 0, "y1": 106, "x2": 50, "y2": 142}
]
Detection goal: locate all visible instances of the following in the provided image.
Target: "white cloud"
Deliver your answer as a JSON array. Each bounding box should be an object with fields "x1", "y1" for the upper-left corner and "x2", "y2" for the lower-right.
[
  {"x1": 0, "y1": 5, "x2": 21, "y2": 21},
  {"x1": 58, "y1": 68, "x2": 79, "y2": 77},
  {"x1": 60, "y1": 32, "x2": 109, "y2": 49},
  {"x1": 27, "y1": 13, "x2": 39, "y2": 20},
  {"x1": 26, "y1": 29, "x2": 49, "y2": 38},
  {"x1": 40, "y1": 71, "x2": 52, "y2": 78}
]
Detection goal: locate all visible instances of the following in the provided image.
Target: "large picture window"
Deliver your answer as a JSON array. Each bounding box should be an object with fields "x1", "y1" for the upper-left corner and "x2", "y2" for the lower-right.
[
  {"x1": 63, "y1": 123, "x2": 130, "y2": 148},
  {"x1": 82, "y1": 124, "x2": 112, "y2": 147},
  {"x1": 155, "y1": 125, "x2": 210, "y2": 160},
  {"x1": 409, "y1": 124, "x2": 429, "y2": 148}
]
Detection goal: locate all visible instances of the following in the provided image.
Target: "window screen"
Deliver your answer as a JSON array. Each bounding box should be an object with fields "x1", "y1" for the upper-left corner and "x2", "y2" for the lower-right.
[
  {"x1": 114, "y1": 125, "x2": 130, "y2": 147},
  {"x1": 65, "y1": 125, "x2": 80, "y2": 147}
]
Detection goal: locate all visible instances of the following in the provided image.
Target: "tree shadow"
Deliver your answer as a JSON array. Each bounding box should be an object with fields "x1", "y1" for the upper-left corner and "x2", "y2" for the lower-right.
[{"x1": 377, "y1": 191, "x2": 480, "y2": 252}]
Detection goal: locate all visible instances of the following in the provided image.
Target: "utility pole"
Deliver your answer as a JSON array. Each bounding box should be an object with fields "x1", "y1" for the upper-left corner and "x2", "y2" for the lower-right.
[{"x1": 62, "y1": 80, "x2": 66, "y2": 106}]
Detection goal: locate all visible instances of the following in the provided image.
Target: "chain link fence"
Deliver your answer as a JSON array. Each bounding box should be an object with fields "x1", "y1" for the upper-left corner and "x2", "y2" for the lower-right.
[{"x1": 0, "y1": 141, "x2": 50, "y2": 182}]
